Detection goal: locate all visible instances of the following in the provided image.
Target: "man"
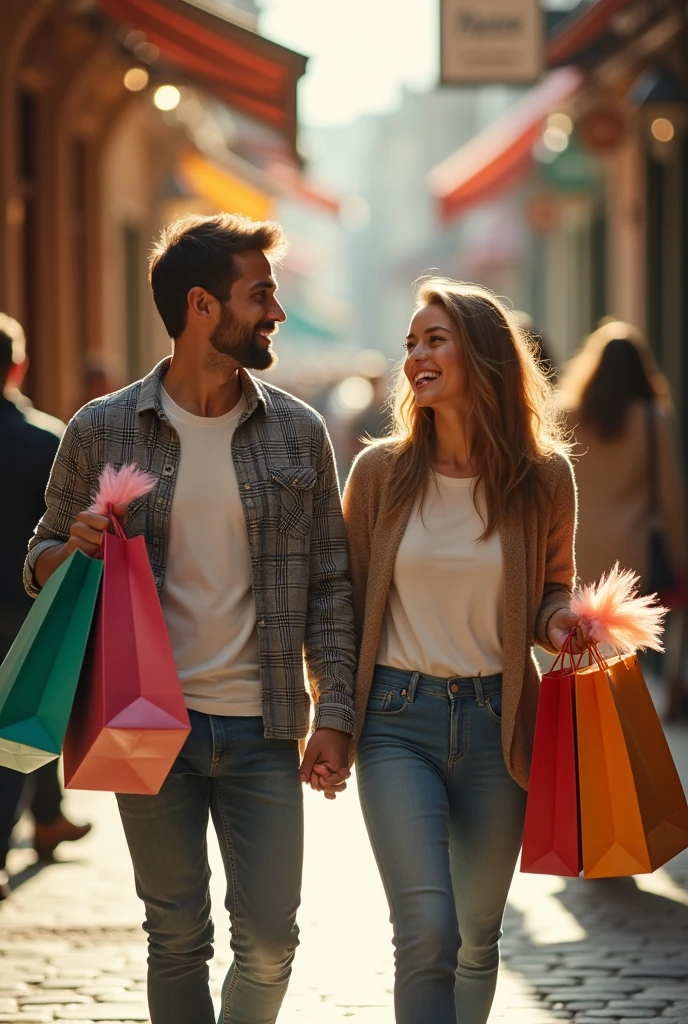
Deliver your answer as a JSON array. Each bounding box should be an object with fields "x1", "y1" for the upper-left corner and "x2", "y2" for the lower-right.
[
  {"x1": 0, "y1": 315, "x2": 91, "y2": 899},
  {"x1": 24, "y1": 214, "x2": 356, "y2": 1023}
]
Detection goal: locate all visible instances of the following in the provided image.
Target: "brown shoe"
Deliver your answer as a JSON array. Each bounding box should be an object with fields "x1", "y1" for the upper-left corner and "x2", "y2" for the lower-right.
[{"x1": 34, "y1": 815, "x2": 93, "y2": 861}]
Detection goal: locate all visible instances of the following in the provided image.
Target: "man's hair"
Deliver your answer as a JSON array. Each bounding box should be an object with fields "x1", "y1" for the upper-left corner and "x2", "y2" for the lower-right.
[
  {"x1": 148, "y1": 213, "x2": 288, "y2": 339},
  {"x1": 0, "y1": 313, "x2": 27, "y2": 384}
]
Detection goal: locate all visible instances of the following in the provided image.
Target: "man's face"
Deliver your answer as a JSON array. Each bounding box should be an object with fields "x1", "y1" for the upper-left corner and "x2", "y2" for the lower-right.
[{"x1": 209, "y1": 250, "x2": 286, "y2": 370}]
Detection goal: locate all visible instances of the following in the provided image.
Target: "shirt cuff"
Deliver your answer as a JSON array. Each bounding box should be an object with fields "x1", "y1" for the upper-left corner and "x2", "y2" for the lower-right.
[
  {"x1": 23, "y1": 539, "x2": 63, "y2": 598},
  {"x1": 313, "y1": 697, "x2": 356, "y2": 735}
]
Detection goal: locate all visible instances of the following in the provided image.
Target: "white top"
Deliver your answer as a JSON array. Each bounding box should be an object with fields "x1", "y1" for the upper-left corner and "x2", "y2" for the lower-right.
[
  {"x1": 377, "y1": 474, "x2": 503, "y2": 678},
  {"x1": 160, "y1": 387, "x2": 262, "y2": 716}
]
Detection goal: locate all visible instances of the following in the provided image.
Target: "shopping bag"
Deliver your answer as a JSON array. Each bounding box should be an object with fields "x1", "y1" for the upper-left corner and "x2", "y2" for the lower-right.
[
  {"x1": 521, "y1": 637, "x2": 581, "y2": 876},
  {"x1": 606, "y1": 652, "x2": 688, "y2": 870},
  {"x1": 63, "y1": 478, "x2": 190, "y2": 794},
  {"x1": 0, "y1": 550, "x2": 103, "y2": 771},
  {"x1": 575, "y1": 652, "x2": 652, "y2": 877}
]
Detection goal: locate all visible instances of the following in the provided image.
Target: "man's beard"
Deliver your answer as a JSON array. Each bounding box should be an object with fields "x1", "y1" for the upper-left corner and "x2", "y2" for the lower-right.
[{"x1": 209, "y1": 303, "x2": 277, "y2": 371}]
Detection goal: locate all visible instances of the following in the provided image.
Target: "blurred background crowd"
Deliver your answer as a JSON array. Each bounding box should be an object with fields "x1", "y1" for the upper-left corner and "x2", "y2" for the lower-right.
[{"x1": 1, "y1": 0, "x2": 688, "y2": 875}]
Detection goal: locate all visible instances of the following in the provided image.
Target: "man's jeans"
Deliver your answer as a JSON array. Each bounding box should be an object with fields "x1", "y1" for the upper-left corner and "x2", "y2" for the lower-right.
[
  {"x1": 357, "y1": 666, "x2": 527, "y2": 1024},
  {"x1": 117, "y1": 711, "x2": 303, "y2": 1024}
]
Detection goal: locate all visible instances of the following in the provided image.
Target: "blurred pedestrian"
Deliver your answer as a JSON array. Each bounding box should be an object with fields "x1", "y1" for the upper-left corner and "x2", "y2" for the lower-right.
[
  {"x1": 341, "y1": 279, "x2": 583, "y2": 1024},
  {"x1": 558, "y1": 320, "x2": 688, "y2": 715},
  {"x1": 0, "y1": 314, "x2": 91, "y2": 899}
]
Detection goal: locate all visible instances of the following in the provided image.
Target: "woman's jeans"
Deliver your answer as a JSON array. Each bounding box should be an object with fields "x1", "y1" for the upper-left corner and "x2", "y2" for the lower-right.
[
  {"x1": 117, "y1": 711, "x2": 303, "y2": 1024},
  {"x1": 357, "y1": 666, "x2": 527, "y2": 1024}
]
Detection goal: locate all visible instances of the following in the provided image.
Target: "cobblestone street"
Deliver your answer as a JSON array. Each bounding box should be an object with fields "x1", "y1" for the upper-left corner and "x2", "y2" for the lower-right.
[{"x1": 1, "y1": 688, "x2": 687, "y2": 1024}]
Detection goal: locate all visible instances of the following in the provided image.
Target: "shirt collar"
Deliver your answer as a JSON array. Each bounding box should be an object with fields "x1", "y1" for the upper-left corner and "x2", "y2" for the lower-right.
[{"x1": 136, "y1": 357, "x2": 268, "y2": 420}]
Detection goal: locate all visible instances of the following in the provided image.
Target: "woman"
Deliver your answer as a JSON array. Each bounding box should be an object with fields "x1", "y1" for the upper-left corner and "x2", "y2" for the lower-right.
[
  {"x1": 557, "y1": 320, "x2": 686, "y2": 592},
  {"x1": 342, "y1": 279, "x2": 586, "y2": 1024},
  {"x1": 558, "y1": 320, "x2": 687, "y2": 716}
]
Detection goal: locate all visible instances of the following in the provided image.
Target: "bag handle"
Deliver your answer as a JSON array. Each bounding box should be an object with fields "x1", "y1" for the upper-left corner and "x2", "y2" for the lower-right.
[
  {"x1": 105, "y1": 502, "x2": 127, "y2": 542},
  {"x1": 550, "y1": 630, "x2": 576, "y2": 673}
]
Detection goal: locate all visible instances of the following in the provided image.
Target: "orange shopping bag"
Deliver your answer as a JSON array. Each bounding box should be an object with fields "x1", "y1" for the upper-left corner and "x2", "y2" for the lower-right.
[
  {"x1": 575, "y1": 647, "x2": 688, "y2": 878},
  {"x1": 606, "y1": 652, "x2": 688, "y2": 870}
]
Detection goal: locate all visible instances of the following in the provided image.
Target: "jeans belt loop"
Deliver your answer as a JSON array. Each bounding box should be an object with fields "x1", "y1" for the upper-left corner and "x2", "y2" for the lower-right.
[
  {"x1": 406, "y1": 671, "x2": 420, "y2": 704},
  {"x1": 473, "y1": 676, "x2": 486, "y2": 707}
]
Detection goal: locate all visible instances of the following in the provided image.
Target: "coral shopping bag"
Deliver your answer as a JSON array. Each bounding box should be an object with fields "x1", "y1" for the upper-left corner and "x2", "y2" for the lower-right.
[
  {"x1": 521, "y1": 635, "x2": 581, "y2": 877},
  {"x1": 63, "y1": 467, "x2": 190, "y2": 794},
  {"x1": 0, "y1": 550, "x2": 102, "y2": 771},
  {"x1": 576, "y1": 647, "x2": 688, "y2": 877}
]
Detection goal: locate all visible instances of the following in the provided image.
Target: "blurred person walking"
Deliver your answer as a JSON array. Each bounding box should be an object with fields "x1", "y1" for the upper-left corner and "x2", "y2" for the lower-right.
[
  {"x1": 558, "y1": 321, "x2": 688, "y2": 715},
  {"x1": 341, "y1": 279, "x2": 584, "y2": 1024},
  {"x1": 23, "y1": 214, "x2": 356, "y2": 1024},
  {"x1": 0, "y1": 315, "x2": 91, "y2": 900}
]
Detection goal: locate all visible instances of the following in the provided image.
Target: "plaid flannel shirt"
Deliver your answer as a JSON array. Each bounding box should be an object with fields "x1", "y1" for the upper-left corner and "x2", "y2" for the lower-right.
[{"x1": 25, "y1": 358, "x2": 356, "y2": 739}]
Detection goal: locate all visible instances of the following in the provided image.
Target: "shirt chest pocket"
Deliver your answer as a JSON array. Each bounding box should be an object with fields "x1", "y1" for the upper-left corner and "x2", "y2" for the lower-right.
[{"x1": 270, "y1": 465, "x2": 318, "y2": 538}]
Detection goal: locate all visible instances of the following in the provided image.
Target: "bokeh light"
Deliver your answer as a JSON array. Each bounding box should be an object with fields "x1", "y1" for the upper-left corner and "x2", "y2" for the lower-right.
[
  {"x1": 651, "y1": 117, "x2": 675, "y2": 142},
  {"x1": 153, "y1": 85, "x2": 181, "y2": 112},
  {"x1": 542, "y1": 126, "x2": 570, "y2": 153},
  {"x1": 546, "y1": 112, "x2": 573, "y2": 135},
  {"x1": 123, "y1": 68, "x2": 149, "y2": 92}
]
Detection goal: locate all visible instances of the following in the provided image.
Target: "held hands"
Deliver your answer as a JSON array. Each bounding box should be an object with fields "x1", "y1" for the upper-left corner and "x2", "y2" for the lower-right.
[
  {"x1": 299, "y1": 727, "x2": 351, "y2": 801},
  {"x1": 546, "y1": 607, "x2": 590, "y2": 655},
  {"x1": 65, "y1": 502, "x2": 129, "y2": 559}
]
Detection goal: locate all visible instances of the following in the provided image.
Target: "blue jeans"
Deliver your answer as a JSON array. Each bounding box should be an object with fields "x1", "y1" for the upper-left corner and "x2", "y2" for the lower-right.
[
  {"x1": 117, "y1": 711, "x2": 303, "y2": 1024},
  {"x1": 357, "y1": 666, "x2": 527, "y2": 1024}
]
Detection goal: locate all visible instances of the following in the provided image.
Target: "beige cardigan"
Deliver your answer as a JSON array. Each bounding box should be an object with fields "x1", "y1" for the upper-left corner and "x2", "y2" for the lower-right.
[{"x1": 342, "y1": 443, "x2": 577, "y2": 790}]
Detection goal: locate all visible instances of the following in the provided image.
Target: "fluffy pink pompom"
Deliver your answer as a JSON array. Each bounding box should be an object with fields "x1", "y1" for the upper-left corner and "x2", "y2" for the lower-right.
[
  {"x1": 570, "y1": 562, "x2": 667, "y2": 654},
  {"x1": 89, "y1": 463, "x2": 157, "y2": 515}
]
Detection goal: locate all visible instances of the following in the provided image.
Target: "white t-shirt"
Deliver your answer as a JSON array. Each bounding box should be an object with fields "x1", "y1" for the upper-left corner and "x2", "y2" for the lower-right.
[
  {"x1": 160, "y1": 387, "x2": 262, "y2": 716},
  {"x1": 376, "y1": 474, "x2": 503, "y2": 678}
]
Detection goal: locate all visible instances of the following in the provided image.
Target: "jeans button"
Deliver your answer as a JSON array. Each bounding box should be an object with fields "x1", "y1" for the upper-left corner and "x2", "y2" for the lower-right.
[{"x1": 450, "y1": 683, "x2": 459, "y2": 693}]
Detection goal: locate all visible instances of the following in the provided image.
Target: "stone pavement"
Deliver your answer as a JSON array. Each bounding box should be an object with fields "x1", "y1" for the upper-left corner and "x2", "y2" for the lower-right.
[{"x1": 1, "y1": 691, "x2": 687, "y2": 1024}]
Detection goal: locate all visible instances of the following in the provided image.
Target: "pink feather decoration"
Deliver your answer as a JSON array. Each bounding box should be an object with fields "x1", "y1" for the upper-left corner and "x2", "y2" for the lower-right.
[
  {"x1": 89, "y1": 463, "x2": 157, "y2": 515},
  {"x1": 570, "y1": 562, "x2": 667, "y2": 654}
]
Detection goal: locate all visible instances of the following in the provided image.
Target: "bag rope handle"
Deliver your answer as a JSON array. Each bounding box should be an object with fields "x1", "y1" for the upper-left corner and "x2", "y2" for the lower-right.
[{"x1": 105, "y1": 502, "x2": 127, "y2": 542}]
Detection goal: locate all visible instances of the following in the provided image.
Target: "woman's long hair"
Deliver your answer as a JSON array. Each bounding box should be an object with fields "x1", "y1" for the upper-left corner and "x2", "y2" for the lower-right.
[
  {"x1": 385, "y1": 279, "x2": 569, "y2": 538},
  {"x1": 558, "y1": 321, "x2": 669, "y2": 440}
]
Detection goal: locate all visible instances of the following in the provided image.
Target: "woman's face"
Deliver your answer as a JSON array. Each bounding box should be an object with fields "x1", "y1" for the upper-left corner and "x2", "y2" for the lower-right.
[{"x1": 403, "y1": 303, "x2": 468, "y2": 409}]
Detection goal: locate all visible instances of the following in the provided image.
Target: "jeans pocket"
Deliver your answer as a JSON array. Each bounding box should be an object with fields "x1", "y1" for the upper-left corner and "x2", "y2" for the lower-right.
[
  {"x1": 366, "y1": 686, "x2": 408, "y2": 715},
  {"x1": 486, "y1": 691, "x2": 503, "y2": 722}
]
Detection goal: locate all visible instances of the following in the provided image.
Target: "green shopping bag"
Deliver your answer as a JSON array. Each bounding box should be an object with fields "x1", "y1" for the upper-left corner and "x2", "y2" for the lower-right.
[{"x1": 0, "y1": 549, "x2": 103, "y2": 771}]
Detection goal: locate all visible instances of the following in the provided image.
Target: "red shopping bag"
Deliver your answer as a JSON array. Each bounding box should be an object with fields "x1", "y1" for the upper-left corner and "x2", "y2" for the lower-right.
[
  {"x1": 64, "y1": 504, "x2": 190, "y2": 795},
  {"x1": 521, "y1": 637, "x2": 581, "y2": 876}
]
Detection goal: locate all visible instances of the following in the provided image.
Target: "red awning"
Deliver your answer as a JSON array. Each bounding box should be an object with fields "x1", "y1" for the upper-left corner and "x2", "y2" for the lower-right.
[
  {"x1": 547, "y1": 0, "x2": 631, "y2": 67},
  {"x1": 100, "y1": 0, "x2": 307, "y2": 160},
  {"x1": 428, "y1": 67, "x2": 584, "y2": 223}
]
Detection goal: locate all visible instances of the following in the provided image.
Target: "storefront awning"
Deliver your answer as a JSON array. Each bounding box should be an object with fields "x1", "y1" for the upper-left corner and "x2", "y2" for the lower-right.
[
  {"x1": 178, "y1": 151, "x2": 274, "y2": 220},
  {"x1": 178, "y1": 151, "x2": 341, "y2": 219},
  {"x1": 428, "y1": 67, "x2": 584, "y2": 223},
  {"x1": 100, "y1": 0, "x2": 307, "y2": 161},
  {"x1": 547, "y1": 0, "x2": 631, "y2": 67}
]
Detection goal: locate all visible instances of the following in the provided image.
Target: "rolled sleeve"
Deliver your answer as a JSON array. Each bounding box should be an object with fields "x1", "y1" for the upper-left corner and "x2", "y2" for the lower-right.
[
  {"x1": 24, "y1": 415, "x2": 92, "y2": 597},
  {"x1": 534, "y1": 457, "x2": 577, "y2": 652}
]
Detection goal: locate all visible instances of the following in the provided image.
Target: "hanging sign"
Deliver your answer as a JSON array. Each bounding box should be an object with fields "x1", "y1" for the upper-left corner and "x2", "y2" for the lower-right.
[{"x1": 441, "y1": 0, "x2": 544, "y2": 84}]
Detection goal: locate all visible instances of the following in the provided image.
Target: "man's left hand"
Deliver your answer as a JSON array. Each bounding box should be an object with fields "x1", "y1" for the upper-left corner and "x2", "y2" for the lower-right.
[{"x1": 299, "y1": 728, "x2": 351, "y2": 800}]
